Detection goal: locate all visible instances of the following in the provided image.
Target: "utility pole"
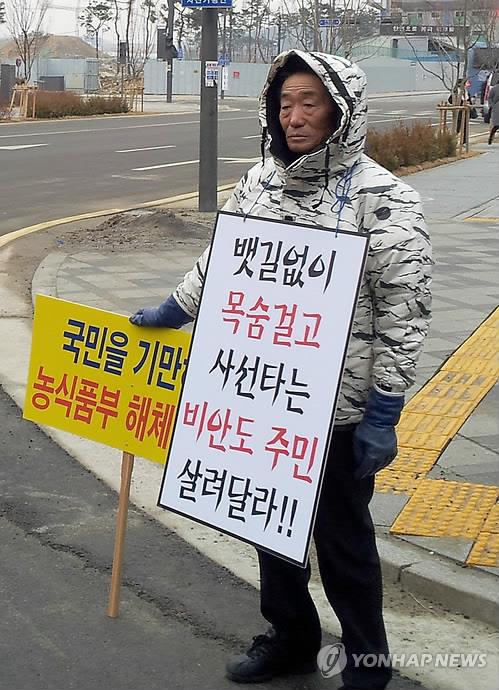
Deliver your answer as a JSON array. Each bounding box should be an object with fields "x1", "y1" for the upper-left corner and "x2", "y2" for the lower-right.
[
  {"x1": 228, "y1": 7, "x2": 233, "y2": 61},
  {"x1": 331, "y1": 0, "x2": 336, "y2": 54},
  {"x1": 277, "y1": 12, "x2": 282, "y2": 54},
  {"x1": 198, "y1": 8, "x2": 219, "y2": 212},
  {"x1": 313, "y1": 0, "x2": 319, "y2": 50},
  {"x1": 221, "y1": 10, "x2": 227, "y2": 100},
  {"x1": 166, "y1": 0, "x2": 175, "y2": 103}
]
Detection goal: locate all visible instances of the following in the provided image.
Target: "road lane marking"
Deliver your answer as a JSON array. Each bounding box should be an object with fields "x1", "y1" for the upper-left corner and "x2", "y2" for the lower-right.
[
  {"x1": 0, "y1": 143, "x2": 48, "y2": 150},
  {"x1": 133, "y1": 159, "x2": 199, "y2": 171},
  {"x1": 370, "y1": 115, "x2": 436, "y2": 124},
  {"x1": 243, "y1": 135, "x2": 260, "y2": 139},
  {"x1": 220, "y1": 157, "x2": 261, "y2": 163},
  {"x1": 0, "y1": 115, "x2": 255, "y2": 140},
  {"x1": 385, "y1": 109, "x2": 409, "y2": 114},
  {"x1": 133, "y1": 156, "x2": 262, "y2": 171},
  {"x1": 116, "y1": 145, "x2": 176, "y2": 153}
]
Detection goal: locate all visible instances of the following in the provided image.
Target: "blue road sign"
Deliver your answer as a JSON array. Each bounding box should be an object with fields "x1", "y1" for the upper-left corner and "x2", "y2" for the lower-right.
[
  {"x1": 181, "y1": 0, "x2": 233, "y2": 7},
  {"x1": 319, "y1": 17, "x2": 341, "y2": 28}
]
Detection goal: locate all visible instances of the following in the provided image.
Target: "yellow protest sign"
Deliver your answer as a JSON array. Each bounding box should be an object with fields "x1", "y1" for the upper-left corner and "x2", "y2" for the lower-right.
[{"x1": 24, "y1": 295, "x2": 191, "y2": 463}]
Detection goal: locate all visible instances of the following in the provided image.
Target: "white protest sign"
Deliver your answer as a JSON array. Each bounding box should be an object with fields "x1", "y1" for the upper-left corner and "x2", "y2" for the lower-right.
[{"x1": 158, "y1": 211, "x2": 368, "y2": 566}]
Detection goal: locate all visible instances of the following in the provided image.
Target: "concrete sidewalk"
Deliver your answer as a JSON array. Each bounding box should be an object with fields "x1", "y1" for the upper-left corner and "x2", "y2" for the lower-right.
[{"x1": 1, "y1": 144, "x2": 498, "y2": 635}]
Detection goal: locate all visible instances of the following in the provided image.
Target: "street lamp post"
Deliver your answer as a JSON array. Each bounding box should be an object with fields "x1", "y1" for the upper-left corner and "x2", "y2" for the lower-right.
[{"x1": 166, "y1": 0, "x2": 175, "y2": 103}]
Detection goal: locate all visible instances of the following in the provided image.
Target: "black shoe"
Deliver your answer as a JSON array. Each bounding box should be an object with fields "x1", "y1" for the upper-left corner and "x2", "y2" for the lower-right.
[{"x1": 226, "y1": 629, "x2": 317, "y2": 683}]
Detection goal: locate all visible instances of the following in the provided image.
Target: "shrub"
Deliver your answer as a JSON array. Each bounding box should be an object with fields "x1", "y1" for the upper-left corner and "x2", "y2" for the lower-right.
[
  {"x1": 366, "y1": 122, "x2": 457, "y2": 172},
  {"x1": 32, "y1": 91, "x2": 129, "y2": 118}
]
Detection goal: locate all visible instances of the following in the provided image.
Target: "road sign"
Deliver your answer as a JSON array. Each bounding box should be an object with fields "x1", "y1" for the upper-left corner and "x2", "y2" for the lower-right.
[
  {"x1": 319, "y1": 17, "x2": 341, "y2": 28},
  {"x1": 181, "y1": 0, "x2": 233, "y2": 7},
  {"x1": 16, "y1": 58, "x2": 22, "y2": 67}
]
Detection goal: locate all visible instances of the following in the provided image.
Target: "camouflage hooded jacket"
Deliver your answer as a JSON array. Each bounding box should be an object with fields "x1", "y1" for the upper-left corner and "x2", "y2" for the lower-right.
[{"x1": 174, "y1": 50, "x2": 432, "y2": 425}]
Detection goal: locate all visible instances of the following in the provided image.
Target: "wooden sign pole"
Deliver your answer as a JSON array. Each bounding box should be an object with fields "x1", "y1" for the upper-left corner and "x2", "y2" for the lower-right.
[{"x1": 107, "y1": 451, "x2": 135, "y2": 618}]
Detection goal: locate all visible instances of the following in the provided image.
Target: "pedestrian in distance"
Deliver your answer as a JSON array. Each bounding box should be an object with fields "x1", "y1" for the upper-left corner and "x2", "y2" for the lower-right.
[
  {"x1": 130, "y1": 50, "x2": 432, "y2": 690},
  {"x1": 448, "y1": 79, "x2": 474, "y2": 143},
  {"x1": 487, "y1": 82, "x2": 499, "y2": 145}
]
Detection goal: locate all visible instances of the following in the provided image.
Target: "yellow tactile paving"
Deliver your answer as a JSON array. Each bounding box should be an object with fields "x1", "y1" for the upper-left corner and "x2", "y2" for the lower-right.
[
  {"x1": 481, "y1": 502, "x2": 499, "y2": 534},
  {"x1": 404, "y1": 395, "x2": 478, "y2": 418},
  {"x1": 445, "y1": 345, "x2": 499, "y2": 370},
  {"x1": 376, "y1": 308, "x2": 499, "y2": 566},
  {"x1": 441, "y1": 355, "x2": 499, "y2": 378},
  {"x1": 412, "y1": 371, "x2": 496, "y2": 402},
  {"x1": 466, "y1": 533, "x2": 499, "y2": 568},
  {"x1": 390, "y1": 480, "x2": 499, "y2": 539},
  {"x1": 375, "y1": 469, "x2": 422, "y2": 495},
  {"x1": 388, "y1": 447, "x2": 440, "y2": 475},
  {"x1": 396, "y1": 413, "x2": 465, "y2": 451}
]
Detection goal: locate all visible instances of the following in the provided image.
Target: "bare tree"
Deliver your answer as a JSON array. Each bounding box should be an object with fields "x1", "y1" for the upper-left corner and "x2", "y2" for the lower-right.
[
  {"x1": 80, "y1": 0, "x2": 113, "y2": 58},
  {"x1": 402, "y1": 0, "x2": 498, "y2": 96},
  {"x1": 6, "y1": 0, "x2": 48, "y2": 81},
  {"x1": 127, "y1": 0, "x2": 158, "y2": 78},
  {"x1": 110, "y1": 0, "x2": 123, "y2": 66},
  {"x1": 278, "y1": 0, "x2": 378, "y2": 57}
]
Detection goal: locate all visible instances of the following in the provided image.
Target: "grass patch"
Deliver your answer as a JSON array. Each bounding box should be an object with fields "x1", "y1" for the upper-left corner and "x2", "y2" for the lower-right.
[{"x1": 367, "y1": 122, "x2": 457, "y2": 172}]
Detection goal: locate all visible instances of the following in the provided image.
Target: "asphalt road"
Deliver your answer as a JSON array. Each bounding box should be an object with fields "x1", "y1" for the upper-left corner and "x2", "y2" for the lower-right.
[
  {"x1": 0, "y1": 385, "x2": 426, "y2": 690},
  {"x1": 0, "y1": 93, "x2": 490, "y2": 236}
]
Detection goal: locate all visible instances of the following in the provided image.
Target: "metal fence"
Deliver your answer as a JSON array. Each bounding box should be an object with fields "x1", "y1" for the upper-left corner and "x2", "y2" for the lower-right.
[
  {"x1": 145, "y1": 56, "x2": 454, "y2": 97},
  {"x1": 0, "y1": 57, "x2": 99, "y2": 93}
]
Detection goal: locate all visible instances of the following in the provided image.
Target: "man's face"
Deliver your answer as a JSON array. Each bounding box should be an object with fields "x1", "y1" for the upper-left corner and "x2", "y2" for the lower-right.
[{"x1": 279, "y1": 72, "x2": 337, "y2": 155}]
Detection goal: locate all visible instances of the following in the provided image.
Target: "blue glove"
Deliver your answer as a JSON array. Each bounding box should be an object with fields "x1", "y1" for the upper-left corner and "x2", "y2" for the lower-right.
[
  {"x1": 129, "y1": 295, "x2": 193, "y2": 328},
  {"x1": 353, "y1": 387, "x2": 404, "y2": 480}
]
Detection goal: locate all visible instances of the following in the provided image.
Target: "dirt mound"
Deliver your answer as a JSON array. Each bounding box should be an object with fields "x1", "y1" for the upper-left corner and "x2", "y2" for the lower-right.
[
  {"x1": 61, "y1": 209, "x2": 214, "y2": 252},
  {"x1": 0, "y1": 34, "x2": 107, "y2": 60}
]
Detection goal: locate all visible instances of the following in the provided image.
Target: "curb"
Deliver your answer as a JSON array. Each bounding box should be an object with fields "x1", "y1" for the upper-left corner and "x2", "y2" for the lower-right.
[{"x1": 377, "y1": 534, "x2": 499, "y2": 629}]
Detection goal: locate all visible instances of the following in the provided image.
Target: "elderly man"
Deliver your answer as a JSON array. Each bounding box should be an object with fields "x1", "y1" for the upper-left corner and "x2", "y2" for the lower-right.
[{"x1": 131, "y1": 51, "x2": 432, "y2": 690}]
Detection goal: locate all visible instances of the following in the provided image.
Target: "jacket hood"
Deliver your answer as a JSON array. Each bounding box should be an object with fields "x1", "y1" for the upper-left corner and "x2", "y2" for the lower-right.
[{"x1": 259, "y1": 50, "x2": 368, "y2": 174}]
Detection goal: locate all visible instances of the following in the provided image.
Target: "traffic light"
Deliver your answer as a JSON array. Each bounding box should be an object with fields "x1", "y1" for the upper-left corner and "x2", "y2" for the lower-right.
[
  {"x1": 157, "y1": 28, "x2": 178, "y2": 60},
  {"x1": 166, "y1": 36, "x2": 178, "y2": 60},
  {"x1": 118, "y1": 41, "x2": 127, "y2": 65}
]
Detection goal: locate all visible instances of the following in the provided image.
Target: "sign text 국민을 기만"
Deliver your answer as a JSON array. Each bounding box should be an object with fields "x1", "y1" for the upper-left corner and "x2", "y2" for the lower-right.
[{"x1": 24, "y1": 296, "x2": 191, "y2": 463}]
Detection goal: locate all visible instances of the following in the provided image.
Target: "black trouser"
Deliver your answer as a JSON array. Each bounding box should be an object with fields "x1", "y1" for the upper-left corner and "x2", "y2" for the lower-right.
[
  {"x1": 257, "y1": 427, "x2": 392, "y2": 690},
  {"x1": 489, "y1": 126, "x2": 498, "y2": 143}
]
